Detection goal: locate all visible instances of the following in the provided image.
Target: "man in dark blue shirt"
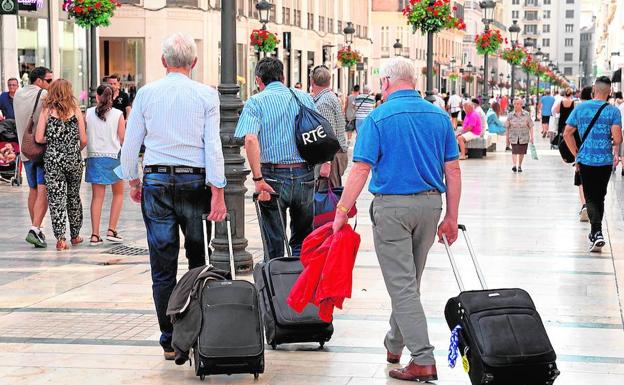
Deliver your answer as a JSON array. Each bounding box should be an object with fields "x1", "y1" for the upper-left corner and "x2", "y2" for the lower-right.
[
  {"x1": 333, "y1": 57, "x2": 462, "y2": 382},
  {"x1": 0, "y1": 78, "x2": 18, "y2": 120}
]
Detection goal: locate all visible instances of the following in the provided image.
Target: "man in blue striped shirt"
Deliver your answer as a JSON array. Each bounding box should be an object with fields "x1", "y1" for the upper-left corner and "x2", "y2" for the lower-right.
[
  {"x1": 118, "y1": 33, "x2": 227, "y2": 361},
  {"x1": 235, "y1": 57, "x2": 317, "y2": 258}
]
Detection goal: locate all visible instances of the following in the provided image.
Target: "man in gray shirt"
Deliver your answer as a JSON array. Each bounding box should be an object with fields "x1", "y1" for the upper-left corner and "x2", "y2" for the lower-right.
[
  {"x1": 13, "y1": 67, "x2": 53, "y2": 248},
  {"x1": 310, "y1": 65, "x2": 348, "y2": 188}
]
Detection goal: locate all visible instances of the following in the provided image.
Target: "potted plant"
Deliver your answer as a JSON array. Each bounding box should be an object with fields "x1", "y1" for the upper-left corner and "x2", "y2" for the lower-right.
[
  {"x1": 463, "y1": 74, "x2": 474, "y2": 83},
  {"x1": 403, "y1": 0, "x2": 466, "y2": 34},
  {"x1": 250, "y1": 29, "x2": 280, "y2": 53},
  {"x1": 448, "y1": 71, "x2": 460, "y2": 81},
  {"x1": 501, "y1": 46, "x2": 526, "y2": 66},
  {"x1": 475, "y1": 29, "x2": 504, "y2": 56},
  {"x1": 421, "y1": 66, "x2": 438, "y2": 76},
  {"x1": 63, "y1": 0, "x2": 121, "y2": 28}
]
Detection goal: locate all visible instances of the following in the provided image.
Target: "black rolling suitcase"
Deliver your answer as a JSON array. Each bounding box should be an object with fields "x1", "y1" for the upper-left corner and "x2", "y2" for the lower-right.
[
  {"x1": 442, "y1": 225, "x2": 560, "y2": 385},
  {"x1": 193, "y1": 215, "x2": 264, "y2": 381},
  {"x1": 252, "y1": 193, "x2": 333, "y2": 349}
]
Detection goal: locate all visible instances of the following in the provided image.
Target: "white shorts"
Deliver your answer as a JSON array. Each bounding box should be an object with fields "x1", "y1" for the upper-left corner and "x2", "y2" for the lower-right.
[{"x1": 461, "y1": 132, "x2": 480, "y2": 142}]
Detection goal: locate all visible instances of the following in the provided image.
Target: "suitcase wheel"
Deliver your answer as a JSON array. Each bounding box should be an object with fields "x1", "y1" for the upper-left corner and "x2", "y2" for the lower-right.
[
  {"x1": 254, "y1": 373, "x2": 260, "y2": 380},
  {"x1": 319, "y1": 341, "x2": 325, "y2": 349},
  {"x1": 200, "y1": 375, "x2": 205, "y2": 381},
  {"x1": 271, "y1": 343, "x2": 277, "y2": 350}
]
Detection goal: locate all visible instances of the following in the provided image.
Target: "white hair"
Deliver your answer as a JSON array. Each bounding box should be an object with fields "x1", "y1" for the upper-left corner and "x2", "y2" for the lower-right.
[
  {"x1": 381, "y1": 57, "x2": 417, "y2": 85},
  {"x1": 363, "y1": 85, "x2": 371, "y2": 93},
  {"x1": 162, "y1": 33, "x2": 197, "y2": 68}
]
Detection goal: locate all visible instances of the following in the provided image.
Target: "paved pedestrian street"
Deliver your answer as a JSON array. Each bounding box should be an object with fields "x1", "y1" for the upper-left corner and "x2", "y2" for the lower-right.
[{"x1": 1, "y1": 133, "x2": 624, "y2": 385}]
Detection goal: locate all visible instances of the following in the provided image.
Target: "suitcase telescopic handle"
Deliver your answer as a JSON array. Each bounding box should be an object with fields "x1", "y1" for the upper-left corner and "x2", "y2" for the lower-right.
[
  {"x1": 202, "y1": 214, "x2": 236, "y2": 280},
  {"x1": 442, "y1": 224, "x2": 487, "y2": 292},
  {"x1": 252, "y1": 192, "x2": 293, "y2": 261}
]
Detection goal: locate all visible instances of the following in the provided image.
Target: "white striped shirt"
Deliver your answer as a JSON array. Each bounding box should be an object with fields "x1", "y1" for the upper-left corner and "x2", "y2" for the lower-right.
[
  {"x1": 119, "y1": 72, "x2": 226, "y2": 188},
  {"x1": 234, "y1": 82, "x2": 317, "y2": 164}
]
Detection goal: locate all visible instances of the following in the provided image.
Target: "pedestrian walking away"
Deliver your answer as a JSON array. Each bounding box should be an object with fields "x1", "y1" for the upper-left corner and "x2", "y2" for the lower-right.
[
  {"x1": 13, "y1": 67, "x2": 53, "y2": 248},
  {"x1": 553, "y1": 88, "x2": 576, "y2": 146},
  {"x1": 310, "y1": 65, "x2": 349, "y2": 189},
  {"x1": 563, "y1": 76, "x2": 622, "y2": 253},
  {"x1": 34, "y1": 79, "x2": 87, "y2": 251},
  {"x1": 539, "y1": 89, "x2": 555, "y2": 137},
  {"x1": 85, "y1": 84, "x2": 126, "y2": 246},
  {"x1": 118, "y1": 32, "x2": 228, "y2": 361},
  {"x1": 448, "y1": 91, "x2": 462, "y2": 129},
  {"x1": 332, "y1": 57, "x2": 462, "y2": 383},
  {"x1": 505, "y1": 98, "x2": 534, "y2": 173},
  {"x1": 235, "y1": 57, "x2": 318, "y2": 259},
  {"x1": 353, "y1": 85, "x2": 376, "y2": 131}
]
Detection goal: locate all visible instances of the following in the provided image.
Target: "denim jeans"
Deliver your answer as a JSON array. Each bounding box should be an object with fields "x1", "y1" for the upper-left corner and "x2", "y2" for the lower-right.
[
  {"x1": 141, "y1": 173, "x2": 211, "y2": 350},
  {"x1": 259, "y1": 166, "x2": 315, "y2": 258}
]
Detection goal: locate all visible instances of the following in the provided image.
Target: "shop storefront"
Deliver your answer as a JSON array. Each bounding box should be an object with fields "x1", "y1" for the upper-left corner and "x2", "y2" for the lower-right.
[
  {"x1": 99, "y1": 37, "x2": 145, "y2": 101},
  {"x1": 16, "y1": 2, "x2": 49, "y2": 85}
]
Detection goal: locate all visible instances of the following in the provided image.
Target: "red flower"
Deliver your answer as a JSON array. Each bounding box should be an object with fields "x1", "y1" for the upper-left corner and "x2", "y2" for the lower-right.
[
  {"x1": 95, "y1": 2, "x2": 101, "y2": 9},
  {"x1": 74, "y1": 6, "x2": 82, "y2": 13},
  {"x1": 88, "y1": 6, "x2": 93, "y2": 11}
]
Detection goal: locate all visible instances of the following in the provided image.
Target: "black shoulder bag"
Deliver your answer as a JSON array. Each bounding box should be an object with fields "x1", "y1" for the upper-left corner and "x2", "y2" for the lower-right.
[
  {"x1": 559, "y1": 102, "x2": 609, "y2": 164},
  {"x1": 289, "y1": 89, "x2": 340, "y2": 165}
]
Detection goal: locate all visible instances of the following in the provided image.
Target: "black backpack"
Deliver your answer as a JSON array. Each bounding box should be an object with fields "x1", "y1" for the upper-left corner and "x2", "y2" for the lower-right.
[{"x1": 289, "y1": 89, "x2": 340, "y2": 165}]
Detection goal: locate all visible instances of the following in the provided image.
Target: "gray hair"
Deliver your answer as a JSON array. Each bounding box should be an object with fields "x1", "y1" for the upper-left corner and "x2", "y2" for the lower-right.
[
  {"x1": 312, "y1": 66, "x2": 331, "y2": 87},
  {"x1": 433, "y1": 88, "x2": 439, "y2": 95},
  {"x1": 162, "y1": 33, "x2": 197, "y2": 68},
  {"x1": 381, "y1": 57, "x2": 417, "y2": 84}
]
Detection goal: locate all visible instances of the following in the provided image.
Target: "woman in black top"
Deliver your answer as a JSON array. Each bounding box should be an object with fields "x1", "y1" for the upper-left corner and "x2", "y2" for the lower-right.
[{"x1": 554, "y1": 88, "x2": 576, "y2": 137}]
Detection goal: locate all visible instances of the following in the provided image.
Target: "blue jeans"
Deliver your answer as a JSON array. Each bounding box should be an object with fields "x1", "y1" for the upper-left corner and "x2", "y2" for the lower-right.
[
  {"x1": 141, "y1": 173, "x2": 211, "y2": 350},
  {"x1": 24, "y1": 160, "x2": 46, "y2": 188},
  {"x1": 259, "y1": 166, "x2": 315, "y2": 258}
]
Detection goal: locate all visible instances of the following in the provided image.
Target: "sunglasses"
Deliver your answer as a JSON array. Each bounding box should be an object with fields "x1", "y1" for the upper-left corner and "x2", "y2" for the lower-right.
[{"x1": 44, "y1": 78, "x2": 53, "y2": 84}]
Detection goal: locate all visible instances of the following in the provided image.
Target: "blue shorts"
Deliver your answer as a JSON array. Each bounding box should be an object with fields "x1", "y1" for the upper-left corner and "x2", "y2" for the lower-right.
[
  {"x1": 85, "y1": 156, "x2": 121, "y2": 185},
  {"x1": 24, "y1": 160, "x2": 45, "y2": 188}
]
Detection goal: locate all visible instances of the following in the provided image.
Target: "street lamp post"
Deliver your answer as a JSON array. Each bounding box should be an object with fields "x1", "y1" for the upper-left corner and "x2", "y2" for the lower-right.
[
  {"x1": 534, "y1": 47, "x2": 544, "y2": 121},
  {"x1": 213, "y1": 0, "x2": 253, "y2": 272},
  {"x1": 450, "y1": 57, "x2": 457, "y2": 94},
  {"x1": 89, "y1": 27, "x2": 98, "y2": 107},
  {"x1": 256, "y1": 0, "x2": 273, "y2": 58},
  {"x1": 490, "y1": 67, "x2": 496, "y2": 98},
  {"x1": 465, "y1": 61, "x2": 474, "y2": 97},
  {"x1": 524, "y1": 37, "x2": 535, "y2": 110},
  {"x1": 508, "y1": 20, "x2": 520, "y2": 108},
  {"x1": 343, "y1": 21, "x2": 355, "y2": 92},
  {"x1": 393, "y1": 39, "x2": 403, "y2": 57},
  {"x1": 424, "y1": 0, "x2": 436, "y2": 104},
  {"x1": 479, "y1": 0, "x2": 496, "y2": 110}
]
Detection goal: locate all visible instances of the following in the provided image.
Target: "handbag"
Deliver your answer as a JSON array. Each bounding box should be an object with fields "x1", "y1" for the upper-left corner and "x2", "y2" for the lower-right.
[
  {"x1": 345, "y1": 96, "x2": 368, "y2": 132},
  {"x1": 559, "y1": 102, "x2": 609, "y2": 164},
  {"x1": 289, "y1": 89, "x2": 340, "y2": 165},
  {"x1": 313, "y1": 178, "x2": 357, "y2": 229},
  {"x1": 20, "y1": 89, "x2": 46, "y2": 164}
]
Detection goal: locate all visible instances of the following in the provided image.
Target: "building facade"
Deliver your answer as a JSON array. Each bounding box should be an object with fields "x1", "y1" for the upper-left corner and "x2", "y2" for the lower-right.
[
  {"x1": 0, "y1": 1, "x2": 89, "y2": 104},
  {"x1": 370, "y1": 0, "x2": 465, "y2": 95},
  {"x1": 593, "y1": 0, "x2": 623, "y2": 88},
  {"x1": 97, "y1": 0, "x2": 372, "y2": 99},
  {"x1": 579, "y1": 21, "x2": 595, "y2": 88},
  {"x1": 503, "y1": 0, "x2": 582, "y2": 89}
]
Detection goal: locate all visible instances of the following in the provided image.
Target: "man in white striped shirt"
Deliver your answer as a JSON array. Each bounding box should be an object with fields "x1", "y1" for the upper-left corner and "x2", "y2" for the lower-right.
[{"x1": 118, "y1": 33, "x2": 227, "y2": 361}]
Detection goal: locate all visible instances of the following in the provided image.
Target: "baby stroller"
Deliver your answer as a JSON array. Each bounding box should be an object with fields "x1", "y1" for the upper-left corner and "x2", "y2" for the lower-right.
[{"x1": 0, "y1": 119, "x2": 22, "y2": 186}]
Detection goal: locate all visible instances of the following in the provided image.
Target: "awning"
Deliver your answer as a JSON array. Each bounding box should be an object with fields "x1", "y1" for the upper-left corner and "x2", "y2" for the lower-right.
[{"x1": 613, "y1": 68, "x2": 622, "y2": 83}]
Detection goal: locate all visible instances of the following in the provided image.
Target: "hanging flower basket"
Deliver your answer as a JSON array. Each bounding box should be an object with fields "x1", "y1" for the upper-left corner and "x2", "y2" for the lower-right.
[
  {"x1": 498, "y1": 82, "x2": 506, "y2": 88},
  {"x1": 475, "y1": 29, "x2": 504, "y2": 56},
  {"x1": 477, "y1": 76, "x2": 484, "y2": 84},
  {"x1": 463, "y1": 74, "x2": 474, "y2": 83},
  {"x1": 501, "y1": 46, "x2": 526, "y2": 66},
  {"x1": 403, "y1": 0, "x2": 466, "y2": 34},
  {"x1": 337, "y1": 47, "x2": 361, "y2": 68},
  {"x1": 448, "y1": 72, "x2": 459, "y2": 81},
  {"x1": 250, "y1": 29, "x2": 280, "y2": 53},
  {"x1": 521, "y1": 55, "x2": 538, "y2": 75},
  {"x1": 421, "y1": 66, "x2": 438, "y2": 76},
  {"x1": 488, "y1": 79, "x2": 497, "y2": 87},
  {"x1": 63, "y1": 0, "x2": 121, "y2": 28}
]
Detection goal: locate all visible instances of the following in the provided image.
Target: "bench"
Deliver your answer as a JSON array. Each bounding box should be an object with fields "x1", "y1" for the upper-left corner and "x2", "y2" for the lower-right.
[{"x1": 465, "y1": 134, "x2": 493, "y2": 158}]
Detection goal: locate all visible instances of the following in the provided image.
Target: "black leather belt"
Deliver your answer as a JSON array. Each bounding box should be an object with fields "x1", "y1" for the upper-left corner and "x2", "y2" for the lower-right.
[
  {"x1": 374, "y1": 189, "x2": 440, "y2": 197},
  {"x1": 144, "y1": 165, "x2": 205, "y2": 175}
]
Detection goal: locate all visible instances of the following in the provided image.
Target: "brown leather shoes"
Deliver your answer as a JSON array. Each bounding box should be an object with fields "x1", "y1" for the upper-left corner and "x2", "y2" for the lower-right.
[
  {"x1": 163, "y1": 350, "x2": 175, "y2": 361},
  {"x1": 389, "y1": 362, "x2": 438, "y2": 382},
  {"x1": 387, "y1": 350, "x2": 401, "y2": 364}
]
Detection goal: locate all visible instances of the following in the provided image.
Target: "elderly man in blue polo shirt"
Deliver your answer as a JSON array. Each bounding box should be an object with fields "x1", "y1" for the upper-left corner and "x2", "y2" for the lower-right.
[
  {"x1": 235, "y1": 57, "x2": 318, "y2": 258},
  {"x1": 333, "y1": 57, "x2": 462, "y2": 382}
]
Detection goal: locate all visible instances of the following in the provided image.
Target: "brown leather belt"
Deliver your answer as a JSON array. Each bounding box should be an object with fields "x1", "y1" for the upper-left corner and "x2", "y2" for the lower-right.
[{"x1": 261, "y1": 162, "x2": 308, "y2": 170}]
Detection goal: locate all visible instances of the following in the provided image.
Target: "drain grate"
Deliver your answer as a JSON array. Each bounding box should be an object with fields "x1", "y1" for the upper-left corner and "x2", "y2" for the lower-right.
[{"x1": 106, "y1": 245, "x2": 150, "y2": 256}]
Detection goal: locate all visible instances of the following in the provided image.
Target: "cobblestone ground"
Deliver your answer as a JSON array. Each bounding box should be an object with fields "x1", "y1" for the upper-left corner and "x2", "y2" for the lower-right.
[{"x1": 0, "y1": 127, "x2": 623, "y2": 384}]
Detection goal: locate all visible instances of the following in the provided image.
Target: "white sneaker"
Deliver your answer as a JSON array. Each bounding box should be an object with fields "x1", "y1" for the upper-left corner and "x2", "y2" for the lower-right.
[
  {"x1": 579, "y1": 206, "x2": 589, "y2": 222},
  {"x1": 588, "y1": 232, "x2": 605, "y2": 253}
]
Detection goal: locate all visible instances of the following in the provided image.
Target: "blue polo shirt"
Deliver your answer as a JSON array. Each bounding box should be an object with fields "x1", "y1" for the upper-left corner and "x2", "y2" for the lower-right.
[
  {"x1": 353, "y1": 89, "x2": 459, "y2": 194},
  {"x1": 566, "y1": 100, "x2": 622, "y2": 167}
]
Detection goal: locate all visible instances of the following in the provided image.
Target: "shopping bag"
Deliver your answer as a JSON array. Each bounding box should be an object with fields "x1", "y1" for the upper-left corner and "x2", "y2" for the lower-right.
[
  {"x1": 313, "y1": 179, "x2": 357, "y2": 229},
  {"x1": 530, "y1": 143, "x2": 538, "y2": 160}
]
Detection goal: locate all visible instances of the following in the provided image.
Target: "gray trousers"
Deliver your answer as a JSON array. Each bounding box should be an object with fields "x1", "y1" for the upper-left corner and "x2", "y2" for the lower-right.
[{"x1": 371, "y1": 193, "x2": 442, "y2": 365}]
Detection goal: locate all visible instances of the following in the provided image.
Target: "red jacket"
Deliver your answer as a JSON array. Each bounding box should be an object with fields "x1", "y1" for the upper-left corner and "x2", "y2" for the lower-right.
[{"x1": 287, "y1": 222, "x2": 360, "y2": 322}]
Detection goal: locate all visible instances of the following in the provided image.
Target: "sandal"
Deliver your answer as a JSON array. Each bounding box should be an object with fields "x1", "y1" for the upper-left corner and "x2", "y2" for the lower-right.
[
  {"x1": 90, "y1": 234, "x2": 103, "y2": 246},
  {"x1": 71, "y1": 236, "x2": 83, "y2": 246},
  {"x1": 56, "y1": 239, "x2": 69, "y2": 251},
  {"x1": 106, "y1": 229, "x2": 123, "y2": 243}
]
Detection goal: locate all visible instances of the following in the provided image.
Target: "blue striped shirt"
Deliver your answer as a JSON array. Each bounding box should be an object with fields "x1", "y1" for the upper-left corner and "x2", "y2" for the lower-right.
[
  {"x1": 234, "y1": 82, "x2": 317, "y2": 164},
  {"x1": 118, "y1": 72, "x2": 226, "y2": 188}
]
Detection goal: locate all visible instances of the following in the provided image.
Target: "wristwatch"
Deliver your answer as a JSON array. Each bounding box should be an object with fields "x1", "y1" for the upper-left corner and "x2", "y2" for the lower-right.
[
  {"x1": 252, "y1": 176, "x2": 264, "y2": 182},
  {"x1": 336, "y1": 203, "x2": 350, "y2": 214}
]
